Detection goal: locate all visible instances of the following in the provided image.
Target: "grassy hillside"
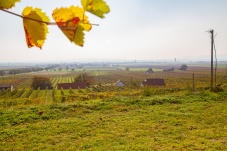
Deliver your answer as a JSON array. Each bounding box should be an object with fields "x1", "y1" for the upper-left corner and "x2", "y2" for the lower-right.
[
  {"x1": 0, "y1": 63, "x2": 227, "y2": 150},
  {"x1": 1, "y1": 91, "x2": 227, "y2": 150}
]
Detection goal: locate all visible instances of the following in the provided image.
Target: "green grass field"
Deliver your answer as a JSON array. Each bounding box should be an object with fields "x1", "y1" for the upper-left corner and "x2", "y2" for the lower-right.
[
  {"x1": 1, "y1": 91, "x2": 227, "y2": 150},
  {"x1": 0, "y1": 64, "x2": 227, "y2": 150}
]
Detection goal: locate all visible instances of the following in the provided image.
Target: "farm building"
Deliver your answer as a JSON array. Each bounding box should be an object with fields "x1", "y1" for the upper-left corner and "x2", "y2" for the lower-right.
[
  {"x1": 163, "y1": 67, "x2": 174, "y2": 72},
  {"x1": 114, "y1": 80, "x2": 125, "y2": 87},
  {"x1": 141, "y1": 78, "x2": 165, "y2": 87},
  {"x1": 146, "y1": 68, "x2": 154, "y2": 74},
  {"x1": 57, "y1": 82, "x2": 87, "y2": 89},
  {"x1": 0, "y1": 84, "x2": 14, "y2": 91}
]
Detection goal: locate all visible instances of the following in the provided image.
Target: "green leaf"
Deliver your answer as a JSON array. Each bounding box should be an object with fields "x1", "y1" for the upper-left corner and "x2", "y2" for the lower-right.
[
  {"x1": 81, "y1": 0, "x2": 110, "y2": 18},
  {"x1": 22, "y1": 7, "x2": 50, "y2": 49},
  {"x1": 0, "y1": 0, "x2": 20, "y2": 9}
]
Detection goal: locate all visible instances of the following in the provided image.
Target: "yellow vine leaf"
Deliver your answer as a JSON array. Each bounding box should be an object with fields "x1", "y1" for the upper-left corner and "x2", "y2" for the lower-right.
[
  {"x1": 22, "y1": 7, "x2": 49, "y2": 49},
  {"x1": 0, "y1": 0, "x2": 20, "y2": 9},
  {"x1": 52, "y1": 6, "x2": 92, "y2": 47},
  {"x1": 81, "y1": 0, "x2": 110, "y2": 18}
]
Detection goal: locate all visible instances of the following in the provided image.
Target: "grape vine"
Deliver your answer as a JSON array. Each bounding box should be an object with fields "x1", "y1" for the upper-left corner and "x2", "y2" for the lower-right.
[{"x1": 0, "y1": 0, "x2": 110, "y2": 48}]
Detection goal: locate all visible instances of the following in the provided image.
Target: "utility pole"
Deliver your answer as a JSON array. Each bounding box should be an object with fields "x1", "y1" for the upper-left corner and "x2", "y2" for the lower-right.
[
  {"x1": 210, "y1": 30, "x2": 214, "y2": 91},
  {"x1": 226, "y1": 65, "x2": 227, "y2": 82},
  {"x1": 192, "y1": 73, "x2": 195, "y2": 93}
]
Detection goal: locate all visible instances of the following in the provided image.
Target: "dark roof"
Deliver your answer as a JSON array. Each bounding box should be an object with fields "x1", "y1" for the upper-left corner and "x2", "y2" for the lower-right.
[
  {"x1": 57, "y1": 82, "x2": 87, "y2": 89},
  {"x1": 0, "y1": 84, "x2": 13, "y2": 88},
  {"x1": 142, "y1": 78, "x2": 165, "y2": 86}
]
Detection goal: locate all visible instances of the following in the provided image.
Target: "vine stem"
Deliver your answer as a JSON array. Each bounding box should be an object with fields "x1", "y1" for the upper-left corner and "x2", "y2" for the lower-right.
[
  {"x1": 1, "y1": 9, "x2": 56, "y2": 25},
  {"x1": 0, "y1": 9, "x2": 99, "y2": 26}
]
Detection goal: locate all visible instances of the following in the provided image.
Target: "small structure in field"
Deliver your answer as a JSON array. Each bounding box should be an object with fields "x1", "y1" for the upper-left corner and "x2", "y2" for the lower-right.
[
  {"x1": 141, "y1": 78, "x2": 165, "y2": 87},
  {"x1": 163, "y1": 67, "x2": 174, "y2": 72},
  {"x1": 146, "y1": 68, "x2": 154, "y2": 74},
  {"x1": 57, "y1": 82, "x2": 87, "y2": 89},
  {"x1": 114, "y1": 80, "x2": 125, "y2": 87},
  {"x1": 0, "y1": 84, "x2": 14, "y2": 91}
]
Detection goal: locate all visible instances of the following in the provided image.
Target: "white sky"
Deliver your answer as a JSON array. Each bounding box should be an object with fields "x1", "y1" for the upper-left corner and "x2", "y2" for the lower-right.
[{"x1": 0, "y1": 0, "x2": 227, "y2": 62}]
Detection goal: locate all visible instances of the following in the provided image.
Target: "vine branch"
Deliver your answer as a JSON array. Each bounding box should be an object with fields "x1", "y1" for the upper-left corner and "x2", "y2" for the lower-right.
[{"x1": 0, "y1": 9, "x2": 99, "y2": 26}]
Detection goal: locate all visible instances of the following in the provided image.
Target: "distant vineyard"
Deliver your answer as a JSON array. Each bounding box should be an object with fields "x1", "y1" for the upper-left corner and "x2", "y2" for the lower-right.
[
  {"x1": 0, "y1": 86, "x2": 137, "y2": 108},
  {"x1": 50, "y1": 76, "x2": 76, "y2": 88},
  {"x1": 0, "y1": 67, "x2": 226, "y2": 108}
]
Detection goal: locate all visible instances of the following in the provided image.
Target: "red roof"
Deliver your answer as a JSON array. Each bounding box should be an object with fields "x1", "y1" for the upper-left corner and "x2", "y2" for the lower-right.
[
  {"x1": 57, "y1": 82, "x2": 87, "y2": 89},
  {"x1": 141, "y1": 78, "x2": 165, "y2": 87}
]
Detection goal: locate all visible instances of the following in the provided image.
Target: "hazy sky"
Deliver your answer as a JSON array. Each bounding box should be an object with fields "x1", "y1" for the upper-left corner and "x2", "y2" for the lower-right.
[{"x1": 0, "y1": 0, "x2": 227, "y2": 62}]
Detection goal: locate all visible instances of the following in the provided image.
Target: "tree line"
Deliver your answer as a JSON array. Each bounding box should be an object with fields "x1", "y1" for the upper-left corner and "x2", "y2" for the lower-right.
[
  {"x1": 0, "y1": 67, "x2": 43, "y2": 76},
  {"x1": 31, "y1": 73, "x2": 94, "y2": 90},
  {"x1": 0, "y1": 64, "x2": 60, "y2": 76}
]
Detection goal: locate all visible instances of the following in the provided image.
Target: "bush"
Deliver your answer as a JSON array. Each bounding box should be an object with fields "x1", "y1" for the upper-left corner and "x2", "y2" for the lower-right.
[
  {"x1": 179, "y1": 64, "x2": 188, "y2": 71},
  {"x1": 31, "y1": 76, "x2": 53, "y2": 90},
  {"x1": 142, "y1": 87, "x2": 152, "y2": 96}
]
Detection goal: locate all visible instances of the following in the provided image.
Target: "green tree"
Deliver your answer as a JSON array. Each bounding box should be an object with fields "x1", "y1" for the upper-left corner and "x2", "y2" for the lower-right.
[
  {"x1": 179, "y1": 64, "x2": 188, "y2": 71},
  {"x1": 147, "y1": 68, "x2": 154, "y2": 73},
  {"x1": 0, "y1": 70, "x2": 5, "y2": 76},
  {"x1": 66, "y1": 65, "x2": 69, "y2": 72},
  {"x1": 74, "y1": 73, "x2": 94, "y2": 86},
  {"x1": 31, "y1": 76, "x2": 53, "y2": 90}
]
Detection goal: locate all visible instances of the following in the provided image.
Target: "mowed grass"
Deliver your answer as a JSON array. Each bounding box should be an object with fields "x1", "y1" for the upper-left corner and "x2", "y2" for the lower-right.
[{"x1": 0, "y1": 91, "x2": 227, "y2": 150}]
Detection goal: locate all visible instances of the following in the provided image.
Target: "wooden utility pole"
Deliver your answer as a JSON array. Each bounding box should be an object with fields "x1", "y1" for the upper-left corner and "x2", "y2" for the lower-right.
[
  {"x1": 131, "y1": 76, "x2": 133, "y2": 87},
  {"x1": 226, "y1": 65, "x2": 227, "y2": 75},
  {"x1": 192, "y1": 73, "x2": 195, "y2": 92},
  {"x1": 210, "y1": 30, "x2": 214, "y2": 91},
  {"x1": 226, "y1": 65, "x2": 227, "y2": 82}
]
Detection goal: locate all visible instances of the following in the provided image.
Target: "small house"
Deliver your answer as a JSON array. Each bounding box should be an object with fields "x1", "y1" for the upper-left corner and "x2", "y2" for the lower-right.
[
  {"x1": 146, "y1": 68, "x2": 154, "y2": 74},
  {"x1": 163, "y1": 67, "x2": 174, "y2": 72},
  {"x1": 0, "y1": 84, "x2": 14, "y2": 91},
  {"x1": 141, "y1": 78, "x2": 165, "y2": 87},
  {"x1": 114, "y1": 80, "x2": 125, "y2": 87},
  {"x1": 57, "y1": 82, "x2": 87, "y2": 89}
]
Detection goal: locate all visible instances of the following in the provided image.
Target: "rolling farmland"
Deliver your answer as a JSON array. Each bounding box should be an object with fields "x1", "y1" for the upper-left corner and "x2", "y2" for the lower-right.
[
  {"x1": 0, "y1": 62, "x2": 227, "y2": 150},
  {"x1": 0, "y1": 63, "x2": 226, "y2": 108}
]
